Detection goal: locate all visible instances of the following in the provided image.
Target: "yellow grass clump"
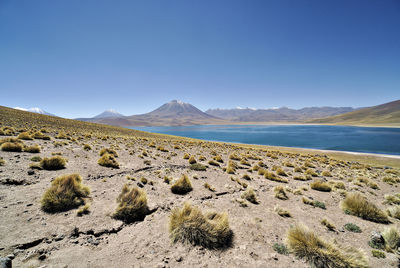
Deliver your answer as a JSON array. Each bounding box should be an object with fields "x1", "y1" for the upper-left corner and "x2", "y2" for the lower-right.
[
  {"x1": 169, "y1": 202, "x2": 233, "y2": 249},
  {"x1": 286, "y1": 224, "x2": 368, "y2": 268},
  {"x1": 274, "y1": 185, "x2": 289, "y2": 200},
  {"x1": 265, "y1": 171, "x2": 288, "y2": 183},
  {"x1": 171, "y1": 174, "x2": 193, "y2": 194},
  {"x1": 41, "y1": 174, "x2": 90, "y2": 212},
  {"x1": 17, "y1": 132, "x2": 33, "y2": 140},
  {"x1": 341, "y1": 193, "x2": 389, "y2": 223},
  {"x1": 113, "y1": 184, "x2": 149, "y2": 223},
  {"x1": 1, "y1": 142, "x2": 23, "y2": 152},
  {"x1": 40, "y1": 156, "x2": 67, "y2": 170},
  {"x1": 99, "y1": 148, "x2": 118, "y2": 157},
  {"x1": 24, "y1": 144, "x2": 41, "y2": 153},
  {"x1": 241, "y1": 187, "x2": 258, "y2": 204},
  {"x1": 98, "y1": 153, "x2": 119, "y2": 168},
  {"x1": 310, "y1": 180, "x2": 332, "y2": 192}
]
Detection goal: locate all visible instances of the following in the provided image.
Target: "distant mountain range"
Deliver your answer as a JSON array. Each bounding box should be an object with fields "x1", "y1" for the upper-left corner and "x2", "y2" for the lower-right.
[
  {"x1": 77, "y1": 100, "x2": 225, "y2": 126},
  {"x1": 14, "y1": 107, "x2": 56, "y2": 116},
  {"x1": 206, "y1": 106, "x2": 356, "y2": 122},
  {"x1": 309, "y1": 99, "x2": 400, "y2": 126},
  {"x1": 65, "y1": 99, "x2": 400, "y2": 127}
]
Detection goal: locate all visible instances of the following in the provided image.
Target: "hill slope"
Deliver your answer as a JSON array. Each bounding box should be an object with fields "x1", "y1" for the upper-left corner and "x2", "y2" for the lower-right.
[{"x1": 309, "y1": 100, "x2": 400, "y2": 126}]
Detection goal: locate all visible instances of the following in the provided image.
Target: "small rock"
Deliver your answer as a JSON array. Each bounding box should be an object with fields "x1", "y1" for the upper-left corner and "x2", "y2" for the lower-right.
[
  {"x1": 38, "y1": 254, "x2": 46, "y2": 261},
  {"x1": 137, "y1": 182, "x2": 144, "y2": 188},
  {"x1": 0, "y1": 257, "x2": 12, "y2": 268},
  {"x1": 175, "y1": 256, "x2": 183, "y2": 262},
  {"x1": 27, "y1": 170, "x2": 35, "y2": 175}
]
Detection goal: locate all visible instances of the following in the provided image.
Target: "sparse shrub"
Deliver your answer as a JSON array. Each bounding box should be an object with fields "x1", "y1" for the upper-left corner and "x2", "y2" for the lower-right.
[
  {"x1": 344, "y1": 223, "x2": 362, "y2": 233},
  {"x1": 113, "y1": 184, "x2": 149, "y2": 223},
  {"x1": 241, "y1": 174, "x2": 251, "y2": 180},
  {"x1": 241, "y1": 188, "x2": 258, "y2": 204},
  {"x1": 229, "y1": 153, "x2": 241, "y2": 161},
  {"x1": 294, "y1": 167, "x2": 302, "y2": 172},
  {"x1": 371, "y1": 250, "x2": 385, "y2": 258},
  {"x1": 386, "y1": 206, "x2": 400, "y2": 219},
  {"x1": 188, "y1": 155, "x2": 197, "y2": 164},
  {"x1": 286, "y1": 224, "x2": 368, "y2": 268},
  {"x1": 305, "y1": 168, "x2": 318, "y2": 177},
  {"x1": 41, "y1": 174, "x2": 90, "y2": 212},
  {"x1": 294, "y1": 176, "x2": 310, "y2": 181},
  {"x1": 341, "y1": 193, "x2": 389, "y2": 223},
  {"x1": 24, "y1": 145, "x2": 40, "y2": 153},
  {"x1": 40, "y1": 156, "x2": 67, "y2": 170},
  {"x1": 190, "y1": 163, "x2": 207, "y2": 171},
  {"x1": 1, "y1": 142, "x2": 23, "y2": 152},
  {"x1": 274, "y1": 205, "x2": 291, "y2": 217},
  {"x1": 240, "y1": 158, "x2": 250, "y2": 166},
  {"x1": 17, "y1": 132, "x2": 33, "y2": 140},
  {"x1": 204, "y1": 182, "x2": 216, "y2": 192},
  {"x1": 321, "y1": 218, "x2": 336, "y2": 231},
  {"x1": 276, "y1": 168, "x2": 287, "y2": 176},
  {"x1": 382, "y1": 177, "x2": 400, "y2": 185},
  {"x1": 77, "y1": 204, "x2": 90, "y2": 216},
  {"x1": 171, "y1": 174, "x2": 193, "y2": 194},
  {"x1": 265, "y1": 171, "x2": 288, "y2": 183},
  {"x1": 99, "y1": 148, "x2": 118, "y2": 157},
  {"x1": 83, "y1": 144, "x2": 92, "y2": 151},
  {"x1": 321, "y1": 170, "x2": 332, "y2": 177},
  {"x1": 0, "y1": 157, "x2": 5, "y2": 166},
  {"x1": 382, "y1": 227, "x2": 400, "y2": 252},
  {"x1": 183, "y1": 153, "x2": 190, "y2": 159},
  {"x1": 169, "y1": 202, "x2": 233, "y2": 249},
  {"x1": 226, "y1": 166, "x2": 235, "y2": 174},
  {"x1": 98, "y1": 153, "x2": 119, "y2": 168},
  {"x1": 208, "y1": 160, "x2": 220, "y2": 167},
  {"x1": 272, "y1": 243, "x2": 289, "y2": 255},
  {"x1": 213, "y1": 155, "x2": 223, "y2": 163},
  {"x1": 310, "y1": 180, "x2": 332, "y2": 192},
  {"x1": 163, "y1": 176, "x2": 172, "y2": 184},
  {"x1": 274, "y1": 185, "x2": 288, "y2": 200},
  {"x1": 384, "y1": 193, "x2": 400, "y2": 205},
  {"x1": 56, "y1": 131, "x2": 68, "y2": 139},
  {"x1": 302, "y1": 197, "x2": 326, "y2": 209},
  {"x1": 32, "y1": 131, "x2": 51, "y2": 140}
]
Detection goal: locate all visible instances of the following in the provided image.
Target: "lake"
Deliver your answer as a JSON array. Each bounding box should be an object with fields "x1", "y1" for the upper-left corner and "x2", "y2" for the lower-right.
[{"x1": 129, "y1": 125, "x2": 400, "y2": 155}]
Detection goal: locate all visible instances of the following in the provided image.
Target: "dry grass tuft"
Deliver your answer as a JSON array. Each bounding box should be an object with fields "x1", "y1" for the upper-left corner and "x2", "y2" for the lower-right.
[
  {"x1": 287, "y1": 224, "x2": 368, "y2": 268},
  {"x1": 24, "y1": 144, "x2": 40, "y2": 153},
  {"x1": 113, "y1": 184, "x2": 149, "y2": 223},
  {"x1": 265, "y1": 171, "x2": 288, "y2": 183},
  {"x1": 1, "y1": 142, "x2": 23, "y2": 152},
  {"x1": 41, "y1": 174, "x2": 90, "y2": 212},
  {"x1": 98, "y1": 153, "x2": 119, "y2": 168},
  {"x1": 171, "y1": 174, "x2": 193, "y2": 194},
  {"x1": 341, "y1": 193, "x2": 389, "y2": 223},
  {"x1": 169, "y1": 202, "x2": 233, "y2": 249},
  {"x1": 241, "y1": 188, "x2": 258, "y2": 204},
  {"x1": 310, "y1": 180, "x2": 332, "y2": 192},
  {"x1": 274, "y1": 185, "x2": 288, "y2": 200},
  {"x1": 17, "y1": 132, "x2": 33, "y2": 140},
  {"x1": 274, "y1": 205, "x2": 291, "y2": 217},
  {"x1": 40, "y1": 156, "x2": 67, "y2": 170},
  {"x1": 99, "y1": 148, "x2": 118, "y2": 157}
]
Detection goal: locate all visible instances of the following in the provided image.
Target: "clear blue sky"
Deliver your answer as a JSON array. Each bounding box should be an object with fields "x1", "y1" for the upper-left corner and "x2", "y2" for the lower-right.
[{"x1": 1, "y1": 0, "x2": 399, "y2": 118}]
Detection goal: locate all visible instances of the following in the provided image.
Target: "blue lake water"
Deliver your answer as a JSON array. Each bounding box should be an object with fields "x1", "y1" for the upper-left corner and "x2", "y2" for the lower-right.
[{"x1": 129, "y1": 125, "x2": 400, "y2": 155}]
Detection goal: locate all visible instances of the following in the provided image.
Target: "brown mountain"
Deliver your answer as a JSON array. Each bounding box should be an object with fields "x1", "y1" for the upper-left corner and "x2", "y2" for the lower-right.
[
  {"x1": 79, "y1": 100, "x2": 226, "y2": 126},
  {"x1": 205, "y1": 106, "x2": 355, "y2": 122},
  {"x1": 309, "y1": 99, "x2": 400, "y2": 126}
]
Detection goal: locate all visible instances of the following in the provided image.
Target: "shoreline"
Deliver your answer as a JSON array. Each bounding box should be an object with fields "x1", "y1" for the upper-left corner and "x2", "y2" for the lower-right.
[{"x1": 127, "y1": 122, "x2": 400, "y2": 129}]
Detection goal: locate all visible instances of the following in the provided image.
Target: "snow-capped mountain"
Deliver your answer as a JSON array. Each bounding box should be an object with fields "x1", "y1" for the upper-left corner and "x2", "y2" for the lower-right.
[{"x1": 14, "y1": 107, "x2": 56, "y2": 116}]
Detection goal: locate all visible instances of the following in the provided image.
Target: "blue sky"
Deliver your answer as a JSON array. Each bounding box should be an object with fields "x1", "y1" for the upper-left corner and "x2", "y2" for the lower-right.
[{"x1": 0, "y1": 0, "x2": 399, "y2": 118}]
